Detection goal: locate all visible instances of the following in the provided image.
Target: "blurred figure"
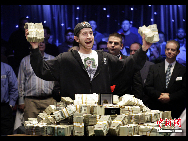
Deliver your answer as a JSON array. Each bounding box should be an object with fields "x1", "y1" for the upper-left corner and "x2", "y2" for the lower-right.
[
  {"x1": 97, "y1": 41, "x2": 108, "y2": 52},
  {"x1": 148, "y1": 43, "x2": 165, "y2": 64},
  {"x1": 118, "y1": 19, "x2": 140, "y2": 56},
  {"x1": 1, "y1": 62, "x2": 18, "y2": 135},
  {"x1": 176, "y1": 39, "x2": 186, "y2": 66},
  {"x1": 8, "y1": 17, "x2": 30, "y2": 77},
  {"x1": 174, "y1": 28, "x2": 186, "y2": 47},
  {"x1": 43, "y1": 26, "x2": 59, "y2": 57},
  {"x1": 18, "y1": 41, "x2": 56, "y2": 121},
  {"x1": 89, "y1": 20, "x2": 104, "y2": 44},
  {"x1": 158, "y1": 31, "x2": 167, "y2": 58},
  {"x1": 58, "y1": 29, "x2": 74, "y2": 53}
]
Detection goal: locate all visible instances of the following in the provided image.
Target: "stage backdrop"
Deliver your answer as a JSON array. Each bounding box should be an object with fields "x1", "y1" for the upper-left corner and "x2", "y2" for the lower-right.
[{"x1": 1, "y1": 5, "x2": 186, "y2": 45}]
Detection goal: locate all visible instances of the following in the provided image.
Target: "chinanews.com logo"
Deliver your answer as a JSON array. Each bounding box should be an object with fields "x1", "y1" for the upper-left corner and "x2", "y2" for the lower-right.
[{"x1": 156, "y1": 118, "x2": 182, "y2": 133}]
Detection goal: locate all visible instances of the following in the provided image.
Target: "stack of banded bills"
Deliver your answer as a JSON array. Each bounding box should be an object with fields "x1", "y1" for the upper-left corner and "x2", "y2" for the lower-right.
[
  {"x1": 138, "y1": 24, "x2": 159, "y2": 43},
  {"x1": 24, "y1": 22, "x2": 44, "y2": 42}
]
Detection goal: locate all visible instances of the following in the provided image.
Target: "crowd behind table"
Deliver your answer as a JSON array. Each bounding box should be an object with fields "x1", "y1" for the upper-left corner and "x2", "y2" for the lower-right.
[{"x1": 1, "y1": 17, "x2": 186, "y2": 136}]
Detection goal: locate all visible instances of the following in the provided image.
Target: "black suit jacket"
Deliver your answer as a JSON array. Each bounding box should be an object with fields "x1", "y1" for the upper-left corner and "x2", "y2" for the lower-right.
[
  {"x1": 144, "y1": 61, "x2": 186, "y2": 118},
  {"x1": 113, "y1": 53, "x2": 143, "y2": 99}
]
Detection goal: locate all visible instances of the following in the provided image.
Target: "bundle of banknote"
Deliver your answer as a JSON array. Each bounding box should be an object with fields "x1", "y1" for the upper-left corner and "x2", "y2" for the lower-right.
[
  {"x1": 61, "y1": 97, "x2": 74, "y2": 106},
  {"x1": 162, "y1": 111, "x2": 172, "y2": 120},
  {"x1": 73, "y1": 114, "x2": 84, "y2": 136},
  {"x1": 44, "y1": 105, "x2": 56, "y2": 115},
  {"x1": 138, "y1": 24, "x2": 159, "y2": 43},
  {"x1": 74, "y1": 93, "x2": 99, "y2": 105},
  {"x1": 37, "y1": 112, "x2": 48, "y2": 123},
  {"x1": 109, "y1": 115, "x2": 127, "y2": 136},
  {"x1": 24, "y1": 22, "x2": 44, "y2": 42},
  {"x1": 127, "y1": 113, "x2": 145, "y2": 124},
  {"x1": 120, "y1": 106, "x2": 140, "y2": 115},
  {"x1": 86, "y1": 125, "x2": 95, "y2": 136},
  {"x1": 138, "y1": 125, "x2": 161, "y2": 136},
  {"x1": 94, "y1": 115, "x2": 112, "y2": 136},
  {"x1": 83, "y1": 114, "x2": 97, "y2": 126},
  {"x1": 119, "y1": 124, "x2": 138, "y2": 136}
]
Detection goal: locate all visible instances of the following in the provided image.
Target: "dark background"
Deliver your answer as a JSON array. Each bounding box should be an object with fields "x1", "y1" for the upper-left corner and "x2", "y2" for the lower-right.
[{"x1": 1, "y1": 5, "x2": 186, "y2": 45}]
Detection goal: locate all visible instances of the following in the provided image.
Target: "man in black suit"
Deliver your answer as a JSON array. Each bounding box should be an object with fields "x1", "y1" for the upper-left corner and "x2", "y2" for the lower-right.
[
  {"x1": 107, "y1": 33, "x2": 143, "y2": 99},
  {"x1": 144, "y1": 40, "x2": 186, "y2": 118}
]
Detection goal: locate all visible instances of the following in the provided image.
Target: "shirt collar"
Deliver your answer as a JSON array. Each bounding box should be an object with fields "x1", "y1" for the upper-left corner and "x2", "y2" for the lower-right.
[
  {"x1": 165, "y1": 59, "x2": 176, "y2": 68},
  {"x1": 43, "y1": 52, "x2": 49, "y2": 59}
]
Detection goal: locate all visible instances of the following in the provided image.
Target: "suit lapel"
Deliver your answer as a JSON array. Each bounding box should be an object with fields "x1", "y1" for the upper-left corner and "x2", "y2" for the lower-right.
[
  {"x1": 158, "y1": 61, "x2": 166, "y2": 90},
  {"x1": 167, "y1": 62, "x2": 181, "y2": 89}
]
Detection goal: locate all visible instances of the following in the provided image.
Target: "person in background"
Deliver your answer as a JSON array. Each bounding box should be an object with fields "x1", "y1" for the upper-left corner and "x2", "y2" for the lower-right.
[
  {"x1": 176, "y1": 39, "x2": 186, "y2": 66},
  {"x1": 174, "y1": 28, "x2": 186, "y2": 48},
  {"x1": 158, "y1": 31, "x2": 167, "y2": 59},
  {"x1": 144, "y1": 40, "x2": 186, "y2": 118},
  {"x1": 97, "y1": 41, "x2": 108, "y2": 52},
  {"x1": 58, "y1": 29, "x2": 74, "y2": 53},
  {"x1": 18, "y1": 41, "x2": 56, "y2": 121},
  {"x1": 89, "y1": 20, "x2": 104, "y2": 44},
  {"x1": 107, "y1": 33, "x2": 143, "y2": 99},
  {"x1": 148, "y1": 43, "x2": 165, "y2": 64},
  {"x1": 43, "y1": 26, "x2": 59, "y2": 57},
  {"x1": 118, "y1": 19, "x2": 140, "y2": 56},
  {"x1": 130, "y1": 42, "x2": 154, "y2": 106},
  {"x1": 8, "y1": 17, "x2": 31, "y2": 77},
  {"x1": 1, "y1": 62, "x2": 18, "y2": 135}
]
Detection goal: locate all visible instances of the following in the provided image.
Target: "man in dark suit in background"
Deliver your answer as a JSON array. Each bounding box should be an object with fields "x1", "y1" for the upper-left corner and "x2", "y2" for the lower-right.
[
  {"x1": 144, "y1": 40, "x2": 186, "y2": 118},
  {"x1": 107, "y1": 33, "x2": 143, "y2": 99}
]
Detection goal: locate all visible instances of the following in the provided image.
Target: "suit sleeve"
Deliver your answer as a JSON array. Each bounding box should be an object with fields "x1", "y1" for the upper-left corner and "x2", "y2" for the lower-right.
[
  {"x1": 132, "y1": 71, "x2": 143, "y2": 100},
  {"x1": 169, "y1": 69, "x2": 186, "y2": 102},
  {"x1": 144, "y1": 65, "x2": 161, "y2": 100},
  {"x1": 30, "y1": 48, "x2": 60, "y2": 81}
]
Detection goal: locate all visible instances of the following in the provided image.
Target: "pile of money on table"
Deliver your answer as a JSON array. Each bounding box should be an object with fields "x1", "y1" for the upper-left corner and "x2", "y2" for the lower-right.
[{"x1": 24, "y1": 93, "x2": 174, "y2": 136}]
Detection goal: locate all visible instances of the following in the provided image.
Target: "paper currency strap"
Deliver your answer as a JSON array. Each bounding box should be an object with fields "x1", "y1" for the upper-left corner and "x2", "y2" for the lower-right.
[{"x1": 24, "y1": 93, "x2": 175, "y2": 136}]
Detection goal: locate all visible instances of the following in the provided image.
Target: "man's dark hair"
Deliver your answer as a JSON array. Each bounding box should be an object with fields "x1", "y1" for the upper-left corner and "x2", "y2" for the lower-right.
[
  {"x1": 43, "y1": 26, "x2": 51, "y2": 35},
  {"x1": 108, "y1": 32, "x2": 123, "y2": 45},
  {"x1": 65, "y1": 29, "x2": 74, "y2": 36},
  {"x1": 166, "y1": 40, "x2": 180, "y2": 51}
]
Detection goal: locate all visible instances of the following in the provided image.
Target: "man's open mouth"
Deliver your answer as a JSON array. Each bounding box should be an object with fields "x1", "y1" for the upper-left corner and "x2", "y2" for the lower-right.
[{"x1": 85, "y1": 41, "x2": 92, "y2": 44}]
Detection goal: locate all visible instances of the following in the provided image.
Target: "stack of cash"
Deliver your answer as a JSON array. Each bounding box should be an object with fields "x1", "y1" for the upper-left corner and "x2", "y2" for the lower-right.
[
  {"x1": 25, "y1": 123, "x2": 47, "y2": 135},
  {"x1": 97, "y1": 105, "x2": 105, "y2": 115},
  {"x1": 41, "y1": 116, "x2": 56, "y2": 125},
  {"x1": 138, "y1": 125, "x2": 161, "y2": 136},
  {"x1": 127, "y1": 113, "x2": 145, "y2": 124},
  {"x1": 120, "y1": 124, "x2": 139, "y2": 136},
  {"x1": 113, "y1": 95, "x2": 119, "y2": 104},
  {"x1": 138, "y1": 24, "x2": 159, "y2": 43},
  {"x1": 162, "y1": 111, "x2": 172, "y2": 120},
  {"x1": 144, "y1": 111, "x2": 158, "y2": 123},
  {"x1": 120, "y1": 106, "x2": 140, "y2": 115},
  {"x1": 37, "y1": 112, "x2": 48, "y2": 123},
  {"x1": 117, "y1": 94, "x2": 149, "y2": 112},
  {"x1": 73, "y1": 113, "x2": 84, "y2": 136},
  {"x1": 53, "y1": 125, "x2": 72, "y2": 136},
  {"x1": 61, "y1": 97, "x2": 73, "y2": 106},
  {"x1": 24, "y1": 22, "x2": 44, "y2": 42},
  {"x1": 80, "y1": 104, "x2": 90, "y2": 114},
  {"x1": 86, "y1": 126, "x2": 95, "y2": 136},
  {"x1": 90, "y1": 104, "x2": 98, "y2": 115},
  {"x1": 74, "y1": 93, "x2": 99, "y2": 105},
  {"x1": 109, "y1": 115, "x2": 127, "y2": 136},
  {"x1": 53, "y1": 110, "x2": 64, "y2": 122},
  {"x1": 94, "y1": 115, "x2": 112, "y2": 136},
  {"x1": 83, "y1": 114, "x2": 97, "y2": 126},
  {"x1": 44, "y1": 105, "x2": 56, "y2": 115}
]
